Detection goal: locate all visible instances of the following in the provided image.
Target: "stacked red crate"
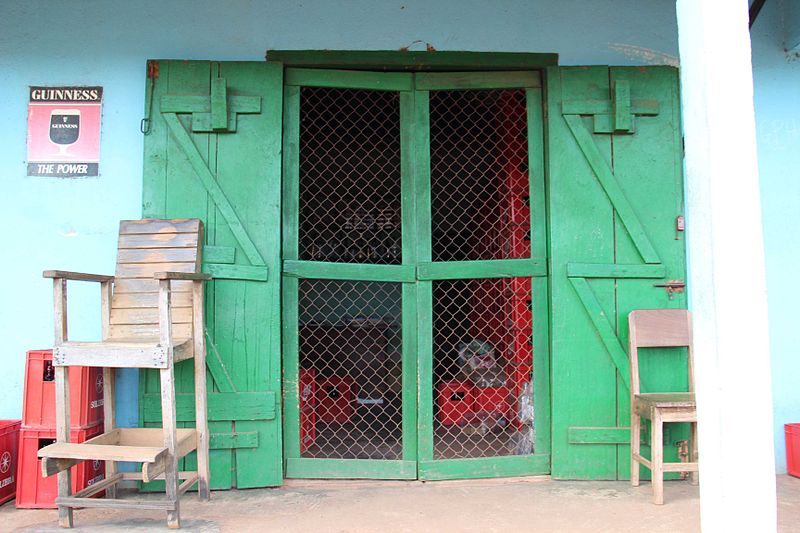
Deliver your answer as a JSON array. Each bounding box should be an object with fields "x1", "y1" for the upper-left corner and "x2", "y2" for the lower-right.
[
  {"x1": 316, "y1": 376, "x2": 356, "y2": 424},
  {"x1": 16, "y1": 350, "x2": 105, "y2": 508},
  {"x1": 0, "y1": 420, "x2": 21, "y2": 504},
  {"x1": 437, "y1": 380, "x2": 475, "y2": 426}
]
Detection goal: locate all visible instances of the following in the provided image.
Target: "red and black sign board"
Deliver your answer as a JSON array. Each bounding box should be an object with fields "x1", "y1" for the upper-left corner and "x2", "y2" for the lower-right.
[{"x1": 27, "y1": 86, "x2": 103, "y2": 177}]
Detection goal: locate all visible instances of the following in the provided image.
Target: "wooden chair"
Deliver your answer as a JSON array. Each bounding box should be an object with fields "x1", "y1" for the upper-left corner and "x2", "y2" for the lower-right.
[
  {"x1": 629, "y1": 309, "x2": 698, "y2": 504},
  {"x1": 38, "y1": 219, "x2": 211, "y2": 529}
]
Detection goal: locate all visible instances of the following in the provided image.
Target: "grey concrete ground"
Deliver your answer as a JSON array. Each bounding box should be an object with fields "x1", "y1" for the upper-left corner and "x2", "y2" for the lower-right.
[{"x1": 1, "y1": 475, "x2": 797, "y2": 532}]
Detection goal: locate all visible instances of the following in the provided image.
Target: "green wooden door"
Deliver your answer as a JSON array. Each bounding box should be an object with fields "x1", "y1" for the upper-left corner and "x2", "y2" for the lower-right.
[
  {"x1": 141, "y1": 60, "x2": 284, "y2": 488},
  {"x1": 547, "y1": 66, "x2": 689, "y2": 480},
  {"x1": 281, "y1": 69, "x2": 551, "y2": 480}
]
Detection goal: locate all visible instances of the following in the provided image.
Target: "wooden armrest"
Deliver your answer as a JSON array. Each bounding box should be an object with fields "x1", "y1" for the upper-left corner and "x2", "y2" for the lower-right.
[
  {"x1": 153, "y1": 271, "x2": 212, "y2": 281},
  {"x1": 43, "y1": 270, "x2": 114, "y2": 283}
]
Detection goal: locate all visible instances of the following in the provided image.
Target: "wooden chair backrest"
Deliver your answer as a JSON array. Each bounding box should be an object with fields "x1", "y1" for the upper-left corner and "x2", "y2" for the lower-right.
[
  {"x1": 108, "y1": 219, "x2": 203, "y2": 341},
  {"x1": 628, "y1": 309, "x2": 694, "y2": 396}
]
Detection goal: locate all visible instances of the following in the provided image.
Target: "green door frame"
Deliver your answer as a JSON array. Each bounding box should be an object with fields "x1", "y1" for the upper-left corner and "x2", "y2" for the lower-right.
[
  {"x1": 281, "y1": 67, "x2": 552, "y2": 480},
  {"x1": 414, "y1": 72, "x2": 551, "y2": 480}
]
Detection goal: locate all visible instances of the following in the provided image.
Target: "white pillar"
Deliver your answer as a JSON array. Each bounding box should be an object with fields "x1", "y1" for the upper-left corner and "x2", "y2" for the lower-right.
[{"x1": 676, "y1": 1, "x2": 776, "y2": 531}]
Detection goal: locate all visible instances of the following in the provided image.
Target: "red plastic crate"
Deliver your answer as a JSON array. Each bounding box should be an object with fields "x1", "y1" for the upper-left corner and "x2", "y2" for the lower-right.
[
  {"x1": 15, "y1": 424, "x2": 105, "y2": 508},
  {"x1": 508, "y1": 224, "x2": 531, "y2": 258},
  {"x1": 316, "y1": 376, "x2": 356, "y2": 424},
  {"x1": 474, "y1": 387, "x2": 512, "y2": 420},
  {"x1": 503, "y1": 161, "x2": 529, "y2": 193},
  {"x1": 506, "y1": 277, "x2": 532, "y2": 298},
  {"x1": 507, "y1": 192, "x2": 530, "y2": 225},
  {"x1": 299, "y1": 369, "x2": 317, "y2": 453},
  {"x1": 506, "y1": 363, "x2": 533, "y2": 398},
  {"x1": 508, "y1": 330, "x2": 533, "y2": 366},
  {"x1": 437, "y1": 381, "x2": 475, "y2": 426},
  {"x1": 786, "y1": 423, "x2": 800, "y2": 478},
  {"x1": 509, "y1": 295, "x2": 532, "y2": 331},
  {"x1": 0, "y1": 420, "x2": 21, "y2": 504},
  {"x1": 23, "y1": 350, "x2": 104, "y2": 429}
]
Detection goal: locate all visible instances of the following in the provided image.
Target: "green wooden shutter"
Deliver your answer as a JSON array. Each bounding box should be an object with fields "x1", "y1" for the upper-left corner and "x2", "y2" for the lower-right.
[
  {"x1": 141, "y1": 60, "x2": 284, "y2": 488},
  {"x1": 547, "y1": 66, "x2": 689, "y2": 480}
]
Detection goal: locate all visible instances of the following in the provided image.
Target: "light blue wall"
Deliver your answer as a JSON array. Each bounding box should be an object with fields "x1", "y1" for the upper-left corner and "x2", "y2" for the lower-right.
[
  {"x1": 0, "y1": 0, "x2": 794, "y2": 472},
  {"x1": 751, "y1": 0, "x2": 800, "y2": 474}
]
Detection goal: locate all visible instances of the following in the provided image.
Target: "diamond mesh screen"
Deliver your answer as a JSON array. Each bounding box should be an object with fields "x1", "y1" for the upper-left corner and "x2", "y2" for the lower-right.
[
  {"x1": 299, "y1": 87, "x2": 402, "y2": 264},
  {"x1": 432, "y1": 278, "x2": 534, "y2": 459},
  {"x1": 298, "y1": 279, "x2": 403, "y2": 460},
  {"x1": 430, "y1": 89, "x2": 530, "y2": 262}
]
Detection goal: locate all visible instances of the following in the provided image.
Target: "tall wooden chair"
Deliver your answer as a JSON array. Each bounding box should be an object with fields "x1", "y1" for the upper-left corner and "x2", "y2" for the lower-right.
[
  {"x1": 38, "y1": 219, "x2": 211, "y2": 529},
  {"x1": 629, "y1": 309, "x2": 698, "y2": 504}
]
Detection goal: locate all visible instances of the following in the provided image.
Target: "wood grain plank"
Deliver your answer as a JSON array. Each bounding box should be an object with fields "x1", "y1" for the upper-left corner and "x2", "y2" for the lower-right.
[
  {"x1": 110, "y1": 307, "x2": 193, "y2": 325},
  {"x1": 120, "y1": 219, "x2": 201, "y2": 235},
  {"x1": 118, "y1": 233, "x2": 198, "y2": 249}
]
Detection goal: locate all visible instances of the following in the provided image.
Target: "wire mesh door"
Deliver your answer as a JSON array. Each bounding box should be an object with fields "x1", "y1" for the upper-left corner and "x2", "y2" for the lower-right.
[
  {"x1": 416, "y1": 75, "x2": 550, "y2": 480},
  {"x1": 282, "y1": 71, "x2": 418, "y2": 479}
]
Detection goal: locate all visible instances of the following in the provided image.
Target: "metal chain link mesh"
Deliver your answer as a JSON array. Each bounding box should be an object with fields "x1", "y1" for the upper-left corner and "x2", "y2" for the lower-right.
[
  {"x1": 430, "y1": 89, "x2": 530, "y2": 262},
  {"x1": 299, "y1": 87, "x2": 402, "y2": 264},
  {"x1": 433, "y1": 278, "x2": 534, "y2": 459},
  {"x1": 299, "y1": 279, "x2": 403, "y2": 460}
]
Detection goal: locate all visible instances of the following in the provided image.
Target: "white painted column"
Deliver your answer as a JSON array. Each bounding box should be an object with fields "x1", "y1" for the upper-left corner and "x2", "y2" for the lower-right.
[{"x1": 676, "y1": 1, "x2": 776, "y2": 531}]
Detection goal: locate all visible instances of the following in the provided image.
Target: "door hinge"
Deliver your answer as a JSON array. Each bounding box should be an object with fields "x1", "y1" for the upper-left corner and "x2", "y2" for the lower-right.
[
  {"x1": 141, "y1": 61, "x2": 159, "y2": 135},
  {"x1": 653, "y1": 280, "x2": 686, "y2": 300}
]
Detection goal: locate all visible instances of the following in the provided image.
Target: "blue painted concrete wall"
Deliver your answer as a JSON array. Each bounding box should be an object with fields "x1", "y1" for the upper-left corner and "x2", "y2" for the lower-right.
[
  {"x1": 751, "y1": 0, "x2": 800, "y2": 474},
  {"x1": 0, "y1": 0, "x2": 794, "y2": 471}
]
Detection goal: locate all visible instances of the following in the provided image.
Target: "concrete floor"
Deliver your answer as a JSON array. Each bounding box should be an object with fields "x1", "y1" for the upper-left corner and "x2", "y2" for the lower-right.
[{"x1": 2, "y1": 475, "x2": 798, "y2": 532}]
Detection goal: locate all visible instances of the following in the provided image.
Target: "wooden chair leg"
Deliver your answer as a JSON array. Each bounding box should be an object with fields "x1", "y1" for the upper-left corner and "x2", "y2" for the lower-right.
[
  {"x1": 690, "y1": 421, "x2": 699, "y2": 485},
  {"x1": 631, "y1": 412, "x2": 641, "y2": 487},
  {"x1": 102, "y1": 368, "x2": 117, "y2": 499},
  {"x1": 193, "y1": 281, "x2": 211, "y2": 500},
  {"x1": 160, "y1": 365, "x2": 181, "y2": 529},
  {"x1": 651, "y1": 411, "x2": 664, "y2": 505},
  {"x1": 55, "y1": 366, "x2": 74, "y2": 528}
]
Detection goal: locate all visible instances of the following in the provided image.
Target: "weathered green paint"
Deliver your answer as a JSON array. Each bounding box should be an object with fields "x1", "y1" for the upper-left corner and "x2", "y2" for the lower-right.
[
  {"x1": 568, "y1": 427, "x2": 630, "y2": 444},
  {"x1": 285, "y1": 459, "x2": 418, "y2": 479},
  {"x1": 141, "y1": 60, "x2": 284, "y2": 489},
  {"x1": 141, "y1": 391, "x2": 275, "y2": 421},
  {"x1": 566, "y1": 262, "x2": 666, "y2": 279},
  {"x1": 209, "y1": 431, "x2": 259, "y2": 449},
  {"x1": 418, "y1": 455, "x2": 550, "y2": 481},
  {"x1": 547, "y1": 66, "x2": 688, "y2": 481},
  {"x1": 415, "y1": 71, "x2": 541, "y2": 90},
  {"x1": 210, "y1": 77, "x2": 228, "y2": 131},
  {"x1": 203, "y1": 245, "x2": 236, "y2": 264},
  {"x1": 267, "y1": 50, "x2": 558, "y2": 71},
  {"x1": 202, "y1": 263, "x2": 269, "y2": 281},
  {"x1": 282, "y1": 260, "x2": 415, "y2": 282},
  {"x1": 416, "y1": 258, "x2": 546, "y2": 280},
  {"x1": 285, "y1": 68, "x2": 413, "y2": 91}
]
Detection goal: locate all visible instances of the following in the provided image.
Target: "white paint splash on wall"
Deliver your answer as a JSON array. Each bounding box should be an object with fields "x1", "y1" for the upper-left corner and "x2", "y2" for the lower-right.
[{"x1": 608, "y1": 43, "x2": 680, "y2": 67}]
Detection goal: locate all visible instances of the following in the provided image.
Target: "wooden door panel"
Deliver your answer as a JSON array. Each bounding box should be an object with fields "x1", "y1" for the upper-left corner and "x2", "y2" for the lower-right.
[
  {"x1": 548, "y1": 66, "x2": 687, "y2": 480},
  {"x1": 141, "y1": 60, "x2": 283, "y2": 489}
]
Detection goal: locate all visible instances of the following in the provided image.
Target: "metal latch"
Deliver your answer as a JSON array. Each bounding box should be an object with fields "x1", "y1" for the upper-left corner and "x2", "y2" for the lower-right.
[{"x1": 654, "y1": 280, "x2": 686, "y2": 299}]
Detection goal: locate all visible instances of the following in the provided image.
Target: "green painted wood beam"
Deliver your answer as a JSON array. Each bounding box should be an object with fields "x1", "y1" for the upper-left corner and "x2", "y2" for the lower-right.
[
  {"x1": 285, "y1": 458, "x2": 418, "y2": 479},
  {"x1": 417, "y1": 258, "x2": 547, "y2": 280},
  {"x1": 563, "y1": 115, "x2": 660, "y2": 264},
  {"x1": 204, "y1": 263, "x2": 269, "y2": 281},
  {"x1": 209, "y1": 431, "x2": 259, "y2": 449},
  {"x1": 162, "y1": 113, "x2": 267, "y2": 266},
  {"x1": 211, "y1": 78, "x2": 228, "y2": 131},
  {"x1": 561, "y1": 98, "x2": 659, "y2": 116},
  {"x1": 142, "y1": 392, "x2": 275, "y2": 421},
  {"x1": 160, "y1": 95, "x2": 261, "y2": 114},
  {"x1": 568, "y1": 427, "x2": 631, "y2": 444},
  {"x1": 415, "y1": 71, "x2": 541, "y2": 90},
  {"x1": 569, "y1": 277, "x2": 631, "y2": 388},
  {"x1": 566, "y1": 263, "x2": 666, "y2": 279},
  {"x1": 204, "y1": 333, "x2": 237, "y2": 393},
  {"x1": 282, "y1": 260, "x2": 415, "y2": 282},
  {"x1": 418, "y1": 454, "x2": 550, "y2": 481},
  {"x1": 267, "y1": 50, "x2": 558, "y2": 71},
  {"x1": 285, "y1": 68, "x2": 413, "y2": 91}
]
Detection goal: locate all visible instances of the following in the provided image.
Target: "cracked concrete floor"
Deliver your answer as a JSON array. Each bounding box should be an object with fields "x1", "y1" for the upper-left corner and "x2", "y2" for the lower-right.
[{"x1": 2, "y1": 475, "x2": 798, "y2": 532}]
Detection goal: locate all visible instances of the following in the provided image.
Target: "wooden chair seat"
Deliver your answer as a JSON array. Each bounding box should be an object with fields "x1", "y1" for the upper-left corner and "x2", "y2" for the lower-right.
[
  {"x1": 633, "y1": 392, "x2": 696, "y2": 412},
  {"x1": 57, "y1": 337, "x2": 194, "y2": 368}
]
